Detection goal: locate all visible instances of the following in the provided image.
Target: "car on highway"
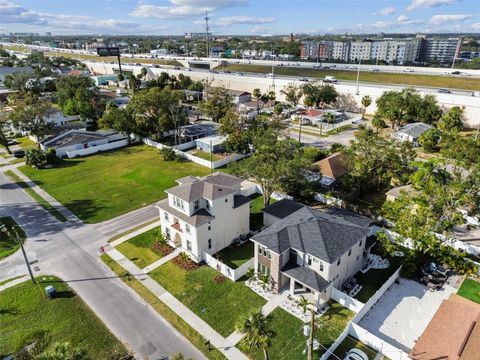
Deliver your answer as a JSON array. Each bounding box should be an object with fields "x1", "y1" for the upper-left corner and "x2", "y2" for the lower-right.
[
  {"x1": 235, "y1": 72, "x2": 244, "y2": 76},
  {"x1": 299, "y1": 77, "x2": 309, "y2": 82},
  {"x1": 174, "y1": 66, "x2": 181, "y2": 70},
  {"x1": 451, "y1": 71, "x2": 461, "y2": 75},
  {"x1": 265, "y1": 73, "x2": 275, "y2": 79},
  {"x1": 323, "y1": 75, "x2": 337, "y2": 83},
  {"x1": 313, "y1": 63, "x2": 321, "y2": 68},
  {"x1": 343, "y1": 348, "x2": 368, "y2": 360},
  {"x1": 437, "y1": 88, "x2": 452, "y2": 94},
  {"x1": 369, "y1": 68, "x2": 380, "y2": 72},
  {"x1": 404, "y1": 68, "x2": 415, "y2": 72},
  {"x1": 153, "y1": 64, "x2": 160, "y2": 68},
  {"x1": 135, "y1": 63, "x2": 141, "y2": 66}
]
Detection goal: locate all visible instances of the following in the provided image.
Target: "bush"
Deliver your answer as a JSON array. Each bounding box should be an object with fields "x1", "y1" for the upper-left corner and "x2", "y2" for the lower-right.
[
  {"x1": 45, "y1": 148, "x2": 59, "y2": 164},
  {"x1": 160, "y1": 147, "x2": 182, "y2": 161},
  {"x1": 25, "y1": 149, "x2": 46, "y2": 168}
]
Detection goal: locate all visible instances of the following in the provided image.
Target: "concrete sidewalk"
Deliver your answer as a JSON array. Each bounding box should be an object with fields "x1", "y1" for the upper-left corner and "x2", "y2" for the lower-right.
[
  {"x1": 103, "y1": 248, "x2": 249, "y2": 360},
  {"x1": 0, "y1": 275, "x2": 27, "y2": 292},
  {"x1": 110, "y1": 220, "x2": 161, "y2": 247},
  {"x1": 143, "y1": 249, "x2": 179, "y2": 273}
]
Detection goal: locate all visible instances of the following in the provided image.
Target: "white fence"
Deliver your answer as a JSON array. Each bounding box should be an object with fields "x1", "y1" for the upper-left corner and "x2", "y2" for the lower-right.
[
  {"x1": 143, "y1": 138, "x2": 248, "y2": 169},
  {"x1": 204, "y1": 252, "x2": 254, "y2": 282},
  {"x1": 349, "y1": 323, "x2": 409, "y2": 360},
  {"x1": 319, "y1": 324, "x2": 351, "y2": 360},
  {"x1": 66, "y1": 139, "x2": 129, "y2": 158},
  {"x1": 331, "y1": 287, "x2": 365, "y2": 313}
]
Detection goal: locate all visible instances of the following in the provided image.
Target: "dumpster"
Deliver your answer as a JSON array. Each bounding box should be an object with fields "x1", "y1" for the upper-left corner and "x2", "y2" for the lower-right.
[{"x1": 45, "y1": 285, "x2": 56, "y2": 299}]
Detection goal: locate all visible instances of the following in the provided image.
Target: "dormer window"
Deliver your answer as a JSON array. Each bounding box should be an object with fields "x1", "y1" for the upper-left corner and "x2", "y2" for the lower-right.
[
  {"x1": 206, "y1": 201, "x2": 209, "y2": 209},
  {"x1": 173, "y1": 196, "x2": 185, "y2": 210},
  {"x1": 194, "y1": 200, "x2": 199, "y2": 211}
]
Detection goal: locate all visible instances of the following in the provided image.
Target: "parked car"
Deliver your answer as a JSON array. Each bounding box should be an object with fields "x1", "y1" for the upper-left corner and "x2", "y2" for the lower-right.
[
  {"x1": 6, "y1": 139, "x2": 17, "y2": 146},
  {"x1": 13, "y1": 149, "x2": 25, "y2": 158},
  {"x1": 299, "y1": 77, "x2": 309, "y2": 82},
  {"x1": 313, "y1": 63, "x2": 321, "y2": 68},
  {"x1": 437, "y1": 88, "x2": 452, "y2": 94},
  {"x1": 174, "y1": 66, "x2": 181, "y2": 70},
  {"x1": 344, "y1": 349, "x2": 368, "y2": 360}
]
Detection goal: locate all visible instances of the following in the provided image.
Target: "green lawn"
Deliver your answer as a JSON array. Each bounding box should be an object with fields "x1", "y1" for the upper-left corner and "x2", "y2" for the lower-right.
[
  {"x1": 101, "y1": 255, "x2": 226, "y2": 360},
  {"x1": 249, "y1": 193, "x2": 277, "y2": 231},
  {"x1": 328, "y1": 335, "x2": 378, "y2": 360},
  {"x1": 150, "y1": 261, "x2": 266, "y2": 337},
  {"x1": 16, "y1": 137, "x2": 37, "y2": 150},
  {"x1": 188, "y1": 149, "x2": 224, "y2": 162},
  {"x1": 0, "y1": 276, "x2": 128, "y2": 359},
  {"x1": 0, "y1": 217, "x2": 25, "y2": 259},
  {"x1": 223, "y1": 64, "x2": 480, "y2": 91},
  {"x1": 19, "y1": 145, "x2": 210, "y2": 223},
  {"x1": 317, "y1": 301, "x2": 355, "y2": 355},
  {"x1": 5, "y1": 170, "x2": 68, "y2": 222},
  {"x1": 116, "y1": 227, "x2": 164, "y2": 269},
  {"x1": 353, "y1": 251, "x2": 403, "y2": 303},
  {"x1": 239, "y1": 308, "x2": 306, "y2": 360},
  {"x1": 214, "y1": 241, "x2": 254, "y2": 269},
  {"x1": 457, "y1": 278, "x2": 480, "y2": 304}
]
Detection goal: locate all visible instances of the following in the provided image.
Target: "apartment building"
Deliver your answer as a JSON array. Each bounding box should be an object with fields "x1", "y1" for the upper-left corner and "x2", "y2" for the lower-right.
[
  {"x1": 419, "y1": 37, "x2": 462, "y2": 64},
  {"x1": 349, "y1": 41, "x2": 372, "y2": 61}
]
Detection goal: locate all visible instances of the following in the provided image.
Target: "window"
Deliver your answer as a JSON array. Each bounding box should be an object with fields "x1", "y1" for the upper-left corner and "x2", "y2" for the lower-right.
[
  {"x1": 320, "y1": 262, "x2": 324, "y2": 271},
  {"x1": 359, "y1": 240, "x2": 363, "y2": 247},
  {"x1": 194, "y1": 200, "x2": 199, "y2": 211},
  {"x1": 164, "y1": 212, "x2": 169, "y2": 221},
  {"x1": 165, "y1": 228, "x2": 170, "y2": 239},
  {"x1": 186, "y1": 240, "x2": 192, "y2": 252},
  {"x1": 348, "y1": 249, "x2": 352, "y2": 257},
  {"x1": 185, "y1": 224, "x2": 191, "y2": 234},
  {"x1": 337, "y1": 259, "x2": 341, "y2": 266},
  {"x1": 258, "y1": 263, "x2": 270, "y2": 276},
  {"x1": 173, "y1": 196, "x2": 185, "y2": 210},
  {"x1": 208, "y1": 225, "x2": 211, "y2": 231},
  {"x1": 225, "y1": 198, "x2": 228, "y2": 203},
  {"x1": 206, "y1": 201, "x2": 209, "y2": 209},
  {"x1": 208, "y1": 239, "x2": 212, "y2": 249},
  {"x1": 307, "y1": 255, "x2": 312, "y2": 266}
]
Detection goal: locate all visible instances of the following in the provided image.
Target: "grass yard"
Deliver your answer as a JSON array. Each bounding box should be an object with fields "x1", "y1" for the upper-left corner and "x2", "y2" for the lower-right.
[
  {"x1": 223, "y1": 64, "x2": 480, "y2": 91},
  {"x1": 16, "y1": 137, "x2": 37, "y2": 150},
  {"x1": 0, "y1": 217, "x2": 25, "y2": 259},
  {"x1": 101, "y1": 254, "x2": 226, "y2": 360},
  {"x1": 249, "y1": 193, "x2": 277, "y2": 231},
  {"x1": 4, "y1": 170, "x2": 68, "y2": 222},
  {"x1": 457, "y1": 277, "x2": 480, "y2": 304},
  {"x1": 188, "y1": 149, "x2": 224, "y2": 162},
  {"x1": 116, "y1": 227, "x2": 164, "y2": 269},
  {"x1": 317, "y1": 301, "x2": 355, "y2": 355},
  {"x1": 150, "y1": 261, "x2": 266, "y2": 337},
  {"x1": 20, "y1": 145, "x2": 210, "y2": 223},
  {"x1": 214, "y1": 241, "x2": 254, "y2": 269},
  {"x1": 328, "y1": 335, "x2": 378, "y2": 360},
  {"x1": 239, "y1": 307, "x2": 307, "y2": 360},
  {"x1": 353, "y1": 250, "x2": 403, "y2": 303},
  {"x1": 0, "y1": 276, "x2": 128, "y2": 359}
]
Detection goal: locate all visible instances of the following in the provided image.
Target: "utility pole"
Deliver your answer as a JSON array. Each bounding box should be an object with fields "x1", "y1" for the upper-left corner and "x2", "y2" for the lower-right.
[
  {"x1": 271, "y1": 44, "x2": 275, "y2": 92},
  {"x1": 205, "y1": 11, "x2": 210, "y2": 58},
  {"x1": 307, "y1": 309, "x2": 315, "y2": 360},
  {"x1": 355, "y1": 57, "x2": 362, "y2": 95},
  {"x1": 0, "y1": 224, "x2": 35, "y2": 284}
]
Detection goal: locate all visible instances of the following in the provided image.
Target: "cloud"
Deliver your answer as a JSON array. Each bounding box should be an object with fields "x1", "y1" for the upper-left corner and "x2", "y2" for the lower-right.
[
  {"x1": 406, "y1": 0, "x2": 456, "y2": 11},
  {"x1": 471, "y1": 23, "x2": 480, "y2": 30},
  {"x1": 372, "y1": 21, "x2": 389, "y2": 29},
  {"x1": 217, "y1": 16, "x2": 275, "y2": 26},
  {"x1": 0, "y1": 1, "x2": 47, "y2": 25},
  {"x1": 396, "y1": 14, "x2": 424, "y2": 25},
  {"x1": 130, "y1": 0, "x2": 248, "y2": 19},
  {"x1": 378, "y1": 6, "x2": 396, "y2": 15},
  {"x1": 250, "y1": 26, "x2": 271, "y2": 34},
  {"x1": 430, "y1": 14, "x2": 471, "y2": 25}
]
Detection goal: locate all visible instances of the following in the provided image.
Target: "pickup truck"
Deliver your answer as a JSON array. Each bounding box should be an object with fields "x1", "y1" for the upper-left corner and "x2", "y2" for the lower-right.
[{"x1": 323, "y1": 76, "x2": 337, "y2": 83}]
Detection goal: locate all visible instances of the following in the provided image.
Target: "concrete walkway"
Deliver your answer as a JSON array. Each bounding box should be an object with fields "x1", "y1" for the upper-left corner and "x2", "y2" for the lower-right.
[
  {"x1": 0, "y1": 275, "x2": 28, "y2": 292},
  {"x1": 143, "y1": 249, "x2": 179, "y2": 273},
  {"x1": 110, "y1": 220, "x2": 161, "y2": 247},
  {"x1": 103, "y1": 247, "x2": 249, "y2": 360},
  {"x1": 8, "y1": 167, "x2": 80, "y2": 223}
]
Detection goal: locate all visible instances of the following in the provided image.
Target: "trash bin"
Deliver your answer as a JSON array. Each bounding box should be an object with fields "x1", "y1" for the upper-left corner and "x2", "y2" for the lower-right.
[{"x1": 45, "y1": 285, "x2": 56, "y2": 299}]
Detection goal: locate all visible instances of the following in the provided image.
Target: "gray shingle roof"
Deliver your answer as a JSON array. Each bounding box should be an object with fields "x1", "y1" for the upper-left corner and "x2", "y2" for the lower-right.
[
  {"x1": 251, "y1": 207, "x2": 371, "y2": 264},
  {"x1": 282, "y1": 263, "x2": 330, "y2": 293},
  {"x1": 394, "y1": 122, "x2": 433, "y2": 139},
  {"x1": 156, "y1": 199, "x2": 214, "y2": 227},
  {"x1": 262, "y1": 199, "x2": 305, "y2": 220},
  {"x1": 233, "y1": 195, "x2": 251, "y2": 209},
  {"x1": 166, "y1": 172, "x2": 242, "y2": 202}
]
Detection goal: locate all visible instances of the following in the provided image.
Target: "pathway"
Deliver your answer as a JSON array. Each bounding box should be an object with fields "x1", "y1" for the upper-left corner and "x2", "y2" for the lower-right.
[{"x1": 110, "y1": 220, "x2": 161, "y2": 247}]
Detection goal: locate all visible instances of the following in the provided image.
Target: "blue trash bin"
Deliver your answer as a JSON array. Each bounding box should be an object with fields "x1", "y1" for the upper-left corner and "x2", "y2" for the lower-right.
[{"x1": 45, "y1": 285, "x2": 56, "y2": 299}]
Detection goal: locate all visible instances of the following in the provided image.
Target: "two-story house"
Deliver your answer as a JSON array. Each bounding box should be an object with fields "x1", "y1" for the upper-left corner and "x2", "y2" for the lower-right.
[
  {"x1": 155, "y1": 172, "x2": 251, "y2": 262},
  {"x1": 251, "y1": 200, "x2": 373, "y2": 307}
]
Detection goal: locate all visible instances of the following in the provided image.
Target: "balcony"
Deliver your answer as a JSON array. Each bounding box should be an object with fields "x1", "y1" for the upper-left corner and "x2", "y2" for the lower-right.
[{"x1": 171, "y1": 222, "x2": 182, "y2": 232}]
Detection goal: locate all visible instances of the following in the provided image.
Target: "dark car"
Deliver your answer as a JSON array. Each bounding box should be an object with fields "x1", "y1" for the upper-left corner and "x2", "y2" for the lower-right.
[
  {"x1": 437, "y1": 88, "x2": 452, "y2": 94},
  {"x1": 13, "y1": 149, "x2": 25, "y2": 158},
  {"x1": 153, "y1": 64, "x2": 160, "y2": 68},
  {"x1": 6, "y1": 139, "x2": 17, "y2": 146},
  {"x1": 299, "y1": 77, "x2": 309, "y2": 82}
]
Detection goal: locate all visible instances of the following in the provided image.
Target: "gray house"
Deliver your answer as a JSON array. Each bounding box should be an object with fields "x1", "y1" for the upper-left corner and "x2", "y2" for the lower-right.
[{"x1": 392, "y1": 122, "x2": 434, "y2": 146}]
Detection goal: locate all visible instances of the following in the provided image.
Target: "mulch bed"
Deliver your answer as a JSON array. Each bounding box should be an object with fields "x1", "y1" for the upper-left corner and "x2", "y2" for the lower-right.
[
  {"x1": 213, "y1": 275, "x2": 226, "y2": 284},
  {"x1": 151, "y1": 241, "x2": 175, "y2": 256},
  {"x1": 172, "y1": 254, "x2": 199, "y2": 271}
]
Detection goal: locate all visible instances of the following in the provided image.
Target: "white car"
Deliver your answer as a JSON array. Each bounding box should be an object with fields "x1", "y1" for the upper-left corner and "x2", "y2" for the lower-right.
[
  {"x1": 344, "y1": 348, "x2": 368, "y2": 360},
  {"x1": 404, "y1": 68, "x2": 415, "y2": 72}
]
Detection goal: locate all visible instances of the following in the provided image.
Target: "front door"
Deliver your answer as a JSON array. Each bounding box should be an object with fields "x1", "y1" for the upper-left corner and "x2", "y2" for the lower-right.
[{"x1": 174, "y1": 232, "x2": 182, "y2": 247}]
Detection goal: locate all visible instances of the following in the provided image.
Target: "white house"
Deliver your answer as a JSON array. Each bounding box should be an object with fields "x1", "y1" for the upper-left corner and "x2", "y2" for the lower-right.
[
  {"x1": 155, "y1": 172, "x2": 251, "y2": 262},
  {"x1": 392, "y1": 122, "x2": 433, "y2": 146},
  {"x1": 251, "y1": 200, "x2": 373, "y2": 308}
]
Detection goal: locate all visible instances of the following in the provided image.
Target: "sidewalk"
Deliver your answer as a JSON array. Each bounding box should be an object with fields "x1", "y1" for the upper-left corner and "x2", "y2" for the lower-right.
[
  {"x1": 0, "y1": 275, "x2": 27, "y2": 292},
  {"x1": 143, "y1": 249, "x2": 179, "y2": 273},
  {"x1": 103, "y1": 247, "x2": 249, "y2": 360},
  {"x1": 8, "y1": 167, "x2": 80, "y2": 223},
  {"x1": 110, "y1": 220, "x2": 161, "y2": 247}
]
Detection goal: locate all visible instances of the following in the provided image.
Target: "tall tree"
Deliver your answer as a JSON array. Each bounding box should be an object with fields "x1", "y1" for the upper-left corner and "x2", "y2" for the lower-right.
[
  {"x1": 128, "y1": 73, "x2": 140, "y2": 94},
  {"x1": 0, "y1": 113, "x2": 12, "y2": 154},
  {"x1": 200, "y1": 86, "x2": 234, "y2": 123},
  {"x1": 98, "y1": 107, "x2": 135, "y2": 143},
  {"x1": 302, "y1": 82, "x2": 338, "y2": 108},
  {"x1": 375, "y1": 88, "x2": 422, "y2": 129},
  {"x1": 281, "y1": 83, "x2": 303, "y2": 110},
  {"x1": 437, "y1": 106, "x2": 464, "y2": 135},
  {"x1": 371, "y1": 114, "x2": 386, "y2": 133},
  {"x1": 236, "y1": 311, "x2": 274, "y2": 360},
  {"x1": 361, "y1": 95, "x2": 372, "y2": 119},
  {"x1": 56, "y1": 75, "x2": 99, "y2": 120},
  {"x1": 9, "y1": 99, "x2": 54, "y2": 144}
]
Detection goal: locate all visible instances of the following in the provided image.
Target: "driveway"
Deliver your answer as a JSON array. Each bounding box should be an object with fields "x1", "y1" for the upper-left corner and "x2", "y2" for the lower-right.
[{"x1": 358, "y1": 277, "x2": 459, "y2": 352}]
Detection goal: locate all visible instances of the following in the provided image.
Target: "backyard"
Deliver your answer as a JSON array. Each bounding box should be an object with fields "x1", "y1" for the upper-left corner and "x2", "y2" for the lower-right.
[
  {"x1": 187, "y1": 149, "x2": 224, "y2": 162},
  {"x1": 0, "y1": 276, "x2": 128, "y2": 359},
  {"x1": 214, "y1": 241, "x2": 254, "y2": 269},
  {"x1": 0, "y1": 216, "x2": 25, "y2": 259},
  {"x1": 317, "y1": 301, "x2": 355, "y2": 355},
  {"x1": 19, "y1": 145, "x2": 210, "y2": 223},
  {"x1": 116, "y1": 227, "x2": 164, "y2": 269},
  {"x1": 150, "y1": 260, "x2": 266, "y2": 337},
  {"x1": 249, "y1": 193, "x2": 276, "y2": 231},
  {"x1": 457, "y1": 277, "x2": 480, "y2": 304},
  {"x1": 328, "y1": 336, "x2": 378, "y2": 360}
]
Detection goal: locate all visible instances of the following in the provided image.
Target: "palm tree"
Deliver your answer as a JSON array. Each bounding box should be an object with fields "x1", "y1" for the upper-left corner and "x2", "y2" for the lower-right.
[
  {"x1": 296, "y1": 295, "x2": 314, "y2": 315},
  {"x1": 361, "y1": 95, "x2": 372, "y2": 119},
  {"x1": 245, "y1": 268, "x2": 255, "y2": 284},
  {"x1": 259, "y1": 272, "x2": 270, "y2": 290},
  {"x1": 237, "y1": 311, "x2": 274, "y2": 360},
  {"x1": 296, "y1": 295, "x2": 316, "y2": 360},
  {"x1": 324, "y1": 112, "x2": 336, "y2": 131},
  {"x1": 253, "y1": 88, "x2": 262, "y2": 110}
]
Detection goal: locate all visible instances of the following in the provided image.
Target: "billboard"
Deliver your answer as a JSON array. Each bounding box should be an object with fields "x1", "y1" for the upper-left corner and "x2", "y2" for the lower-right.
[{"x1": 97, "y1": 47, "x2": 120, "y2": 57}]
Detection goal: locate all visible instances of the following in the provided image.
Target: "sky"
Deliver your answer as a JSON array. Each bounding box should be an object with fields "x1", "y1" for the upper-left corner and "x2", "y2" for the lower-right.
[{"x1": 1, "y1": 0, "x2": 479, "y2": 36}]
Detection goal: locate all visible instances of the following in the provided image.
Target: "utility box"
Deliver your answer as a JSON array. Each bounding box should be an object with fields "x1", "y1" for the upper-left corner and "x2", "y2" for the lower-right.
[{"x1": 45, "y1": 285, "x2": 56, "y2": 299}]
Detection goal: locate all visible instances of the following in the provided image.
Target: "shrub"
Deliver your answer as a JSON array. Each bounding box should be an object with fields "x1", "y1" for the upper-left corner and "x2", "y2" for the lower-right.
[
  {"x1": 45, "y1": 148, "x2": 59, "y2": 164},
  {"x1": 160, "y1": 147, "x2": 181, "y2": 161},
  {"x1": 25, "y1": 149, "x2": 46, "y2": 168}
]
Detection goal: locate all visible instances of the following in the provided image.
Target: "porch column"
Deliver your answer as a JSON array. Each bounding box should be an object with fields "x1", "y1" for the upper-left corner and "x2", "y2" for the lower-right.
[{"x1": 289, "y1": 278, "x2": 295, "y2": 295}]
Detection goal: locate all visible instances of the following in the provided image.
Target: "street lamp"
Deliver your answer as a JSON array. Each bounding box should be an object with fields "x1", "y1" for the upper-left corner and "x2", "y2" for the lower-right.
[
  {"x1": 0, "y1": 223, "x2": 35, "y2": 284},
  {"x1": 355, "y1": 57, "x2": 361, "y2": 95}
]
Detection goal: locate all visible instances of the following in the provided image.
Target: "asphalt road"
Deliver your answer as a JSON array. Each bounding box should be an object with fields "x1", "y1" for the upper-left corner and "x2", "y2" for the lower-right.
[{"x1": 0, "y1": 169, "x2": 206, "y2": 360}]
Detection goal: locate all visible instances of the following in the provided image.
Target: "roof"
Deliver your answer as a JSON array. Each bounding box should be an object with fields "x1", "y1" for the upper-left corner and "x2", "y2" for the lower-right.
[
  {"x1": 0, "y1": 66, "x2": 33, "y2": 76},
  {"x1": 251, "y1": 206, "x2": 371, "y2": 264},
  {"x1": 166, "y1": 172, "x2": 242, "y2": 202},
  {"x1": 226, "y1": 89, "x2": 251, "y2": 97},
  {"x1": 233, "y1": 195, "x2": 251, "y2": 209},
  {"x1": 180, "y1": 124, "x2": 216, "y2": 137},
  {"x1": 282, "y1": 262, "x2": 330, "y2": 293},
  {"x1": 385, "y1": 184, "x2": 420, "y2": 201},
  {"x1": 156, "y1": 199, "x2": 214, "y2": 227},
  {"x1": 300, "y1": 109, "x2": 323, "y2": 118},
  {"x1": 262, "y1": 199, "x2": 305, "y2": 220},
  {"x1": 410, "y1": 294, "x2": 480, "y2": 360},
  {"x1": 394, "y1": 122, "x2": 433, "y2": 139},
  {"x1": 315, "y1": 153, "x2": 348, "y2": 179},
  {"x1": 42, "y1": 130, "x2": 107, "y2": 148},
  {"x1": 196, "y1": 135, "x2": 227, "y2": 147}
]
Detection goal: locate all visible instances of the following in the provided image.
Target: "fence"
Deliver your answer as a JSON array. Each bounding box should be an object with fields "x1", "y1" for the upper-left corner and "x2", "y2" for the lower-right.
[
  {"x1": 204, "y1": 252, "x2": 254, "y2": 282},
  {"x1": 319, "y1": 324, "x2": 350, "y2": 360},
  {"x1": 331, "y1": 287, "x2": 365, "y2": 313},
  {"x1": 66, "y1": 139, "x2": 129, "y2": 158}
]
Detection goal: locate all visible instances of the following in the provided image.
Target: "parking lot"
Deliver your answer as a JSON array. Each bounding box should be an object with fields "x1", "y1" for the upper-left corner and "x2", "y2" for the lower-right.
[{"x1": 358, "y1": 277, "x2": 461, "y2": 352}]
